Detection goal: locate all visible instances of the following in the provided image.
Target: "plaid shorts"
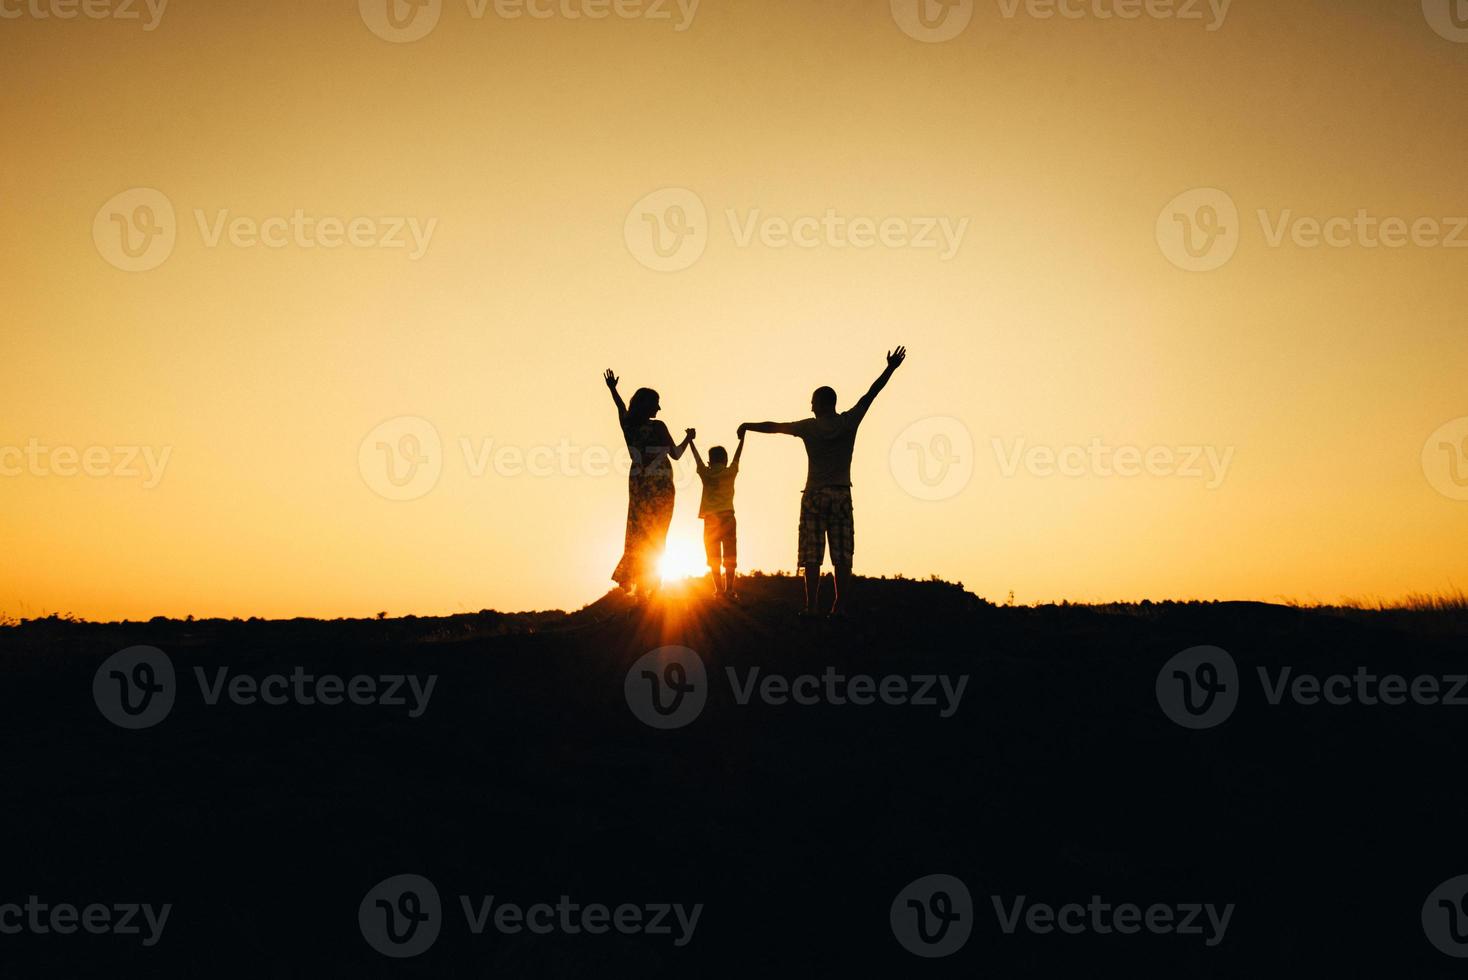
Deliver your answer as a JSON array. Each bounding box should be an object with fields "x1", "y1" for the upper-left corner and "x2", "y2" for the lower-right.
[
  {"x1": 797, "y1": 487, "x2": 854, "y2": 569},
  {"x1": 703, "y1": 511, "x2": 738, "y2": 568}
]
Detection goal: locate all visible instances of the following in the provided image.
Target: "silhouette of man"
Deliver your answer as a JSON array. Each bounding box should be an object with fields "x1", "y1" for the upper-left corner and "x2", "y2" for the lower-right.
[{"x1": 740, "y1": 347, "x2": 906, "y2": 615}]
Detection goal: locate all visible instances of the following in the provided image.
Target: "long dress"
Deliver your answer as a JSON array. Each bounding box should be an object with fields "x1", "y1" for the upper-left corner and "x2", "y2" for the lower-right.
[{"x1": 611, "y1": 419, "x2": 676, "y2": 589}]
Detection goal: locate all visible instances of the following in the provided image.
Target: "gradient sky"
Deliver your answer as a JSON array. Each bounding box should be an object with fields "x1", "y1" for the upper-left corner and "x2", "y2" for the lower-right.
[{"x1": 3, "y1": 0, "x2": 1466, "y2": 619}]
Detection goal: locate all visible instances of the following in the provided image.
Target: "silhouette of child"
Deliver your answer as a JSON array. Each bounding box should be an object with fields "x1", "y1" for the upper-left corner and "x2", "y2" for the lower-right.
[{"x1": 690, "y1": 433, "x2": 745, "y2": 599}]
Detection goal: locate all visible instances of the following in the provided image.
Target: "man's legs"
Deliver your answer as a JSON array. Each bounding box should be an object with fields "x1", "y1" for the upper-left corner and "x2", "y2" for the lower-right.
[
  {"x1": 797, "y1": 493, "x2": 826, "y2": 613},
  {"x1": 831, "y1": 565, "x2": 853, "y2": 614},
  {"x1": 827, "y1": 490, "x2": 855, "y2": 614}
]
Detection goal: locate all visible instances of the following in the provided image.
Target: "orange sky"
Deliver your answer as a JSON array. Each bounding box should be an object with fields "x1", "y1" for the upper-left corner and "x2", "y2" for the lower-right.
[{"x1": 2, "y1": 0, "x2": 1466, "y2": 619}]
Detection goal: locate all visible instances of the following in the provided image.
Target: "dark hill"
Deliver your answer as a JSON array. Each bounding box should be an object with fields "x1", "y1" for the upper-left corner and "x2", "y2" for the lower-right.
[{"x1": 1, "y1": 576, "x2": 1464, "y2": 976}]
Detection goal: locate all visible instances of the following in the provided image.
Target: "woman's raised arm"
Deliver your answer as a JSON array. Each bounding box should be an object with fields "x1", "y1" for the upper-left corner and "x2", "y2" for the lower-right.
[{"x1": 603, "y1": 369, "x2": 627, "y2": 426}]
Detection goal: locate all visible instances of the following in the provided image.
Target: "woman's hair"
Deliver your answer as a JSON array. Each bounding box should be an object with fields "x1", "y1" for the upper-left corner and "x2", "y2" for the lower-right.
[{"x1": 626, "y1": 387, "x2": 660, "y2": 425}]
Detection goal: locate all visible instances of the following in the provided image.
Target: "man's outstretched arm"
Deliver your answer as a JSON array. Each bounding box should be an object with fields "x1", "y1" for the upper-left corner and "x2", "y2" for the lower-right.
[
  {"x1": 852, "y1": 346, "x2": 907, "y2": 418},
  {"x1": 739, "y1": 421, "x2": 800, "y2": 437}
]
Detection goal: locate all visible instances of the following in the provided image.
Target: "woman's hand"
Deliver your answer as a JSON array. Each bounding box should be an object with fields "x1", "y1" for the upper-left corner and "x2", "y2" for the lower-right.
[
  {"x1": 603, "y1": 369, "x2": 619, "y2": 389},
  {"x1": 684, "y1": 428, "x2": 696, "y2": 443}
]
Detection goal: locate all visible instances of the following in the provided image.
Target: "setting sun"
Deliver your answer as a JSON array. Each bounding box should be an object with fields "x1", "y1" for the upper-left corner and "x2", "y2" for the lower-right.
[{"x1": 659, "y1": 538, "x2": 710, "y2": 584}]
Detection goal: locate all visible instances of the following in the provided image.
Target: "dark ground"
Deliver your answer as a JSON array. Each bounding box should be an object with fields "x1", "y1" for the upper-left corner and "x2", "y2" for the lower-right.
[{"x1": 2, "y1": 574, "x2": 1466, "y2": 977}]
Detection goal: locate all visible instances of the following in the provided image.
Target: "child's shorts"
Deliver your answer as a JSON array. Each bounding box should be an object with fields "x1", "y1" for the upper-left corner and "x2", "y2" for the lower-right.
[
  {"x1": 702, "y1": 511, "x2": 738, "y2": 568},
  {"x1": 797, "y1": 487, "x2": 854, "y2": 569}
]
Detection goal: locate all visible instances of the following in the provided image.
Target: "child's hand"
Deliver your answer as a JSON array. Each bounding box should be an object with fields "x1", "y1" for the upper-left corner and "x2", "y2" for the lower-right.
[
  {"x1": 603, "y1": 369, "x2": 619, "y2": 389},
  {"x1": 685, "y1": 428, "x2": 696, "y2": 441}
]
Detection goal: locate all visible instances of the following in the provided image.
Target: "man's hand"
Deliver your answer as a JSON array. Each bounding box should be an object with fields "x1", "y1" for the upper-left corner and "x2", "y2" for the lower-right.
[
  {"x1": 603, "y1": 369, "x2": 619, "y2": 389},
  {"x1": 887, "y1": 346, "x2": 907, "y2": 371}
]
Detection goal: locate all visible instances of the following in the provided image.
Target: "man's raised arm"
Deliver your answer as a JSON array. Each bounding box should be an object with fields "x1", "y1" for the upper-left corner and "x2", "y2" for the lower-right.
[{"x1": 852, "y1": 346, "x2": 907, "y2": 418}]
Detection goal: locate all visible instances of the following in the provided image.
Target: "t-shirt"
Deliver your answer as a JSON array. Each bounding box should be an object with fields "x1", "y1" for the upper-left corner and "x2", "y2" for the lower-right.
[
  {"x1": 790, "y1": 408, "x2": 866, "y2": 491},
  {"x1": 697, "y1": 462, "x2": 738, "y2": 516}
]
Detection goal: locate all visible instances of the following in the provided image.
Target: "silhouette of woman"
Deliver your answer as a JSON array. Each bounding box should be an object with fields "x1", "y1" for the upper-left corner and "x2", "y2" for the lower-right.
[{"x1": 604, "y1": 370, "x2": 694, "y2": 598}]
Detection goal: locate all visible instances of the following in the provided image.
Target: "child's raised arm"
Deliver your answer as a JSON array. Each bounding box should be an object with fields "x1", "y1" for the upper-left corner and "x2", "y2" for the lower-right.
[
  {"x1": 689, "y1": 438, "x2": 706, "y2": 473},
  {"x1": 730, "y1": 430, "x2": 746, "y2": 471}
]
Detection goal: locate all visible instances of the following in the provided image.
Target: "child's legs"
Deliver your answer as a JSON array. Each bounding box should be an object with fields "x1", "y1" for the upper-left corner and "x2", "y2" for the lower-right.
[
  {"x1": 702, "y1": 517, "x2": 723, "y2": 580},
  {"x1": 722, "y1": 513, "x2": 738, "y2": 592}
]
